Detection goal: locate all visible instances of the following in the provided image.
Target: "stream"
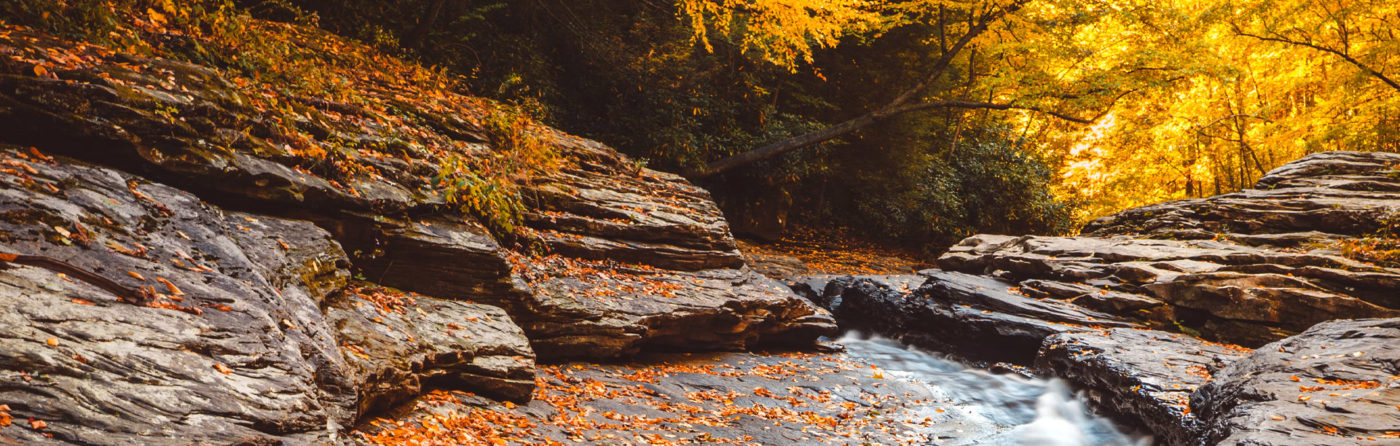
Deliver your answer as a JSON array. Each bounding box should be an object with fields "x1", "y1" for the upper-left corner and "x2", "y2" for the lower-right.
[{"x1": 837, "y1": 332, "x2": 1148, "y2": 446}]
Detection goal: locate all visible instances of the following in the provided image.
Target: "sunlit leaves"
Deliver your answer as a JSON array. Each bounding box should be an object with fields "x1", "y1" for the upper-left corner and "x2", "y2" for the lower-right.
[{"x1": 679, "y1": 0, "x2": 887, "y2": 69}]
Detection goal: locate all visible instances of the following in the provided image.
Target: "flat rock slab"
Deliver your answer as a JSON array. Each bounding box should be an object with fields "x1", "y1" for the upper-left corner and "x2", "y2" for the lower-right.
[
  {"x1": 356, "y1": 351, "x2": 934, "y2": 445},
  {"x1": 1037, "y1": 328, "x2": 1251, "y2": 446},
  {"x1": 1191, "y1": 318, "x2": 1400, "y2": 445},
  {"x1": 1086, "y1": 151, "x2": 1400, "y2": 239},
  {"x1": 939, "y1": 152, "x2": 1400, "y2": 347},
  {"x1": 354, "y1": 338, "x2": 1142, "y2": 446},
  {"x1": 521, "y1": 257, "x2": 836, "y2": 360},
  {"x1": 0, "y1": 148, "x2": 533, "y2": 444},
  {"x1": 940, "y1": 234, "x2": 1400, "y2": 345}
]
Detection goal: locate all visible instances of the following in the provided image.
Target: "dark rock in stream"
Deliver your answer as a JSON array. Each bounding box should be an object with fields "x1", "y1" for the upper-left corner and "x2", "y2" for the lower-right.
[
  {"x1": 0, "y1": 147, "x2": 532, "y2": 444},
  {"x1": 1036, "y1": 328, "x2": 1251, "y2": 446},
  {"x1": 799, "y1": 271, "x2": 1137, "y2": 365},
  {"x1": 1190, "y1": 318, "x2": 1400, "y2": 445}
]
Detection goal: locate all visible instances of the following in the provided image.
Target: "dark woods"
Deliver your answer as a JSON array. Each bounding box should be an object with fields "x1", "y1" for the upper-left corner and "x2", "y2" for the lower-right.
[{"x1": 278, "y1": 0, "x2": 1074, "y2": 251}]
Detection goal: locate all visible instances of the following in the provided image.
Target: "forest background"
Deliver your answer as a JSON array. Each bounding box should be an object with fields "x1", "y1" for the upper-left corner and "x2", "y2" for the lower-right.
[{"x1": 8, "y1": 0, "x2": 1398, "y2": 254}]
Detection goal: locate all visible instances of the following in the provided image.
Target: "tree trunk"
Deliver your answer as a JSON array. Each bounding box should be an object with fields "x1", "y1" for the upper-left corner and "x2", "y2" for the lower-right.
[{"x1": 406, "y1": 0, "x2": 449, "y2": 49}]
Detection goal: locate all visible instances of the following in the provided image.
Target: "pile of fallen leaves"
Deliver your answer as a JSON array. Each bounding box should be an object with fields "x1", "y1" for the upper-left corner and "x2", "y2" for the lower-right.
[
  {"x1": 356, "y1": 350, "x2": 942, "y2": 445},
  {"x1": 740, "y1": 226, "x2": 930, "y2": 276},
  {"x1": 508, "y1": 253, "x2": 687, "y2": 300}
]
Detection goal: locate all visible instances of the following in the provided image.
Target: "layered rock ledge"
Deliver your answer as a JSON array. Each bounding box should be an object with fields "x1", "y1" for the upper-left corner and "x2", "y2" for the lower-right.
[
  {"x1": 786, "y1": 152, "x2": 1400, "y2": 445},
  {"x1": 0, "y1": 24, "x2": 832, "y2": 443},
  {"x1": 0, "y1": 26, "x2": 833, "y2": 363},
  {"x1": 796, "y1": 272, "x2": 1135, "y2": 365},
  {"x1": 0, "y1": 147, "x2": 531, "y2": 443},
  {"x1": 939, "y1": 151, "x2": 1400, "y2": 346}
]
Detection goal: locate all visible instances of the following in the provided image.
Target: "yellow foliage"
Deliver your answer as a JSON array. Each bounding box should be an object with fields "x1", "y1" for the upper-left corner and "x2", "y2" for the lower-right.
[
  {"x1": 679, "y1": 0, "x2": 1399, "y2": 222},
  {"x1": 679, "y1": 0, "x2": 887, "y2": 69}
]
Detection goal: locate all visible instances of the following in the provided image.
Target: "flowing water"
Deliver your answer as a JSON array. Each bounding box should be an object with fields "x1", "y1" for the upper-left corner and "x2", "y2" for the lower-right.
[{"x1": 837, "y1": 332, "x2": 1149, "y2": 446}]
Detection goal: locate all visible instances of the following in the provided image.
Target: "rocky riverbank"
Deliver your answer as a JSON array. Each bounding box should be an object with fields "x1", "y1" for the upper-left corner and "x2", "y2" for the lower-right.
[
  {"x1": 788, "y1": 151, "x2": 1400, "y2": 445},
  {"x1": 0, "y1": 24, "x2": 830, "y2": 444}
]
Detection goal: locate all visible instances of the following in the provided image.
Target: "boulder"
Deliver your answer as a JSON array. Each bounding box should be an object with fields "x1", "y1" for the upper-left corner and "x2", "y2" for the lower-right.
[
  {"x1": 519, "y1": 257, "x2": 835, "y2": 360},
  {"x1": 1191, "y1": 318, "x2": 1400, "y2": 445},
  {"x1": 327, "y1": 285, "x2": 535, "y2": 417},
  {"x1": 0, "y1": 147, "x2": 532, "y2": 443},
  {"x1": 521, "y1": 136, "x2": 745, "y2": 272},
  {"x1": 1036, "y1": 329, "x2": 1251, "y2": 446},
  {"x1": 809, "y1": 271, "x2": 1135, "y2": 364}
]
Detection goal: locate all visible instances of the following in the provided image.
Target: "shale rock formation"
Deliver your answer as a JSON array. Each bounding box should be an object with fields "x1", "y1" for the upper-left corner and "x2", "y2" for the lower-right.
[
  {"x1": 0, "y1": 25, "x2": 831, "y2": 443},
  {"x1": 1192, "y1": 318, "x2": 1400, "y2": 445},
  {"x1": 940, "y1": 151, "x2": 1400, "y2": 346},
  {"x1": 0, "y1": 147, "x2": 532, "y2": 443},
  {"x1": 797, "y1": 272, "x2": 1135, "y2": 364},
  {"x1": 0, "y1": 26, "x2": 832, "y2": 364},
  {"x1": 790, "y1": 152, "x2": 1400, "y2": 445}
]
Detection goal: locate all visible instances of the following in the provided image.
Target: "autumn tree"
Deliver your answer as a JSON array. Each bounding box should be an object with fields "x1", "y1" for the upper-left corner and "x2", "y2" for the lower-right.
[{"x1": 681, "y1": 0, "x2": 1123, "y2": 178}]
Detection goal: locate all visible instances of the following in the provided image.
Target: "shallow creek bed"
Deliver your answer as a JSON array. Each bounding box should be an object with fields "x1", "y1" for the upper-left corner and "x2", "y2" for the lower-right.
[{"x1": 354, "y1": 334, "x2": 1144, "y2": 445}]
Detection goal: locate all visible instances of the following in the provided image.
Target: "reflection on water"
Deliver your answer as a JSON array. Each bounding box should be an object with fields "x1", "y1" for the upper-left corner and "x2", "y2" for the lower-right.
[{"x1": 836, "y1": 332, "x2": 1149, "y2": 446}]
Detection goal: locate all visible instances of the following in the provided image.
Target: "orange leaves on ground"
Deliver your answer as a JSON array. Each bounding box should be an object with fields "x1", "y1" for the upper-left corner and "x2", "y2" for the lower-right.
[
  {"x1": 213, "y1": 363, "x2": 232, "y2": 375},
  {"x1": 342, "y1": 342, "x2": 371, "y2": 360},
  {"x1": 0, "y1": 404, "x2": 10, "y2": 427},
  {"x1": 358, "y1": 351, "x2": 923, "y2": 445},
  {"x1": 358, "y1": 391, "x2": 556, "y2": 446},
  {"x1": 147, "y1": 300, "x2": 202, "y2": 315},
  {"x1": 155, "y1": 277, "x2": 184, "y2": 296},
  {"x1": 349, "y1": 285, "x2": 417, "y2": 315},
  {"x1": 739, "y1": 226, "x2": 929, "y2": 276},
  {"x1": 1297, "y1": 378, "x2": 1382, "y2": 392},
  {"x1": 511, "y1": 253, "x2": 685, "y2": 301}
]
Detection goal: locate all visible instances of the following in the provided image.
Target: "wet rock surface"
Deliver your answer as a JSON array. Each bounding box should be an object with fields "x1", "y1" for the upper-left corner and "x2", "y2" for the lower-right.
[
  {"x1": 931, "y1": 151, "x2": 1400, "y2": 445},
  {"x1": 0, "y1": 147, "x2": 532, "y2": 444},
  {"x1": 357, "y1": 336, "x2": 1143, "y2": 446},
  {"x1": 1191, "y1": 318, "x2": 1400, "y2": 445},
  {"x1": 0, "y1": 27, "x2": 834, "y2": 361},
  {"x1": 799, "y1": 271, "x2": 1135, "y2": 365},
  {"x1": 1037, "y1": 329, "x2": 1252, "y2": 446}
]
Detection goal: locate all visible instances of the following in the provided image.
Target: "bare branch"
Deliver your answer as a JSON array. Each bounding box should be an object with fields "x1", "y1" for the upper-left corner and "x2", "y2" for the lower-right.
[{"x1": 1233, "y1": 25, "x2": 1400, "y2": 92}]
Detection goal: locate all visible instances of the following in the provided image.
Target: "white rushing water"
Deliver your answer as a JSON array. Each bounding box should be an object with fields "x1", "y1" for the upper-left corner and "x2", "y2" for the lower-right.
[{"x1": 836, "y1": 332, "x2": 1150, "y2": 446}]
